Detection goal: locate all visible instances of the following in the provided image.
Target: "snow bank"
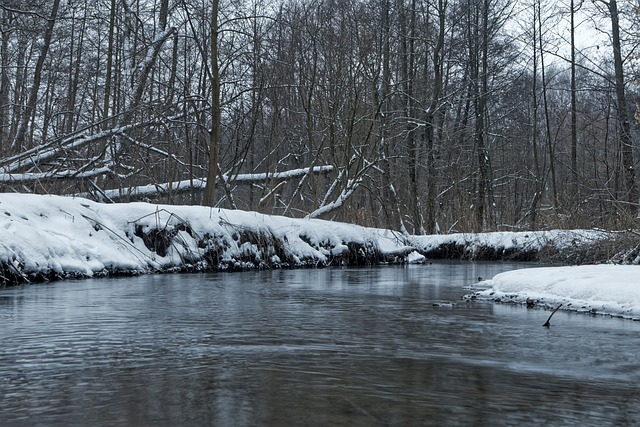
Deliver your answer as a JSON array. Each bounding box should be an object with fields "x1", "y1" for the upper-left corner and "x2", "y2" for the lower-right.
[
  {"x1": 409, "y1": 229, "x2": 612, "y2": 261},
  {"x1": 0, "y1": 193, "x2": 417, "y2": 285},
  {"x1": 0, "y1": 193, "x2": 631, "y2": 290},
  {"x1": 467, "y1": 265, "x2": 640, "y2": 320}
]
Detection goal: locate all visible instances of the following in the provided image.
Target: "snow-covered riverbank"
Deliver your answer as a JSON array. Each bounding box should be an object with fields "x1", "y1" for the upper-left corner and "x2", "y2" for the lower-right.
[
  {"x1": 465, "y1": 265, "x2": 640, "y2": 320},
  {"x1": 0, "y1": 193, "x2": 633, "y2": 291},
  {"x1": 0, "y1": 193, "x2": 412, "y2": 284}
]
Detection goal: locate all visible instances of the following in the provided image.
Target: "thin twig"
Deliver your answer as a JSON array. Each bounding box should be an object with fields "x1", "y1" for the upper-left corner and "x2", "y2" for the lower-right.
[{"x1": 543, "y1": 303, "x2": 563, "y2": 327}]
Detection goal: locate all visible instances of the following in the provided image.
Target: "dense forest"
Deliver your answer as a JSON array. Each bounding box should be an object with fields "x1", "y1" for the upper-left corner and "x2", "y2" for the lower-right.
[{"x1": 0, "y1": 0, "x2": 638, "y2": 234}]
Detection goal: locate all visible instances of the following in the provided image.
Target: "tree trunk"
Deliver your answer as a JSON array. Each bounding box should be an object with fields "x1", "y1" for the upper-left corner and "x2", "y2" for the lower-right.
[
  {"x1": 538, "y1": 0, "x2": 557, "y2": 210},
  {"x1": 399, "y1": 0, "x2": 418, "y2": 232},
  {"x1": 607, "y1": 0, "x2": 638, "y2": 214},
  {"x1": 65, "y1": 4, "x2": 87, "y2": 135},
  {"x1": 203, "y1": 0, "x2": 220, "y2": 206},
  {"x1": 12, "y1": 0, "x2": 61, "y2": 149},
  {"x1": 424, "y1": 0, "x2": 446, "y2": 234},
  {"x1": 570, "y1": 0, "x2": 579, "y2": 192},
  {"x1": 0, "y1": 10, "x2": 10, "y2": 152},
  {"x1": 103, "y1": 0, "x2": 116, "y2": 126},
  {"x1": 470, "y1": 0, "x2": 492, "y2": 230},
  {"x1": 528, "y1": 1, "x2": 542, "y2": 228}
]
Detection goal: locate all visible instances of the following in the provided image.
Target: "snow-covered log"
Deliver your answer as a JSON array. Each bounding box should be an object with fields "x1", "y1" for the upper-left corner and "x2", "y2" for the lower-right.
[
  {"x1": 0, "y1": 165, "x2": 114, "y2": 183},
  {"x1": 0, "y1": 121, "x2": 155, "y2": 174},
  {"x1": 89, "y1": 165, "x2": 335, "y2": 202}
]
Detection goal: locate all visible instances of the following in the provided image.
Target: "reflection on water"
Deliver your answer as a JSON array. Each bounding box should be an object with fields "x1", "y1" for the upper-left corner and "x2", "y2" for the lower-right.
[{"x1": 1, "y1": 262, "x2": 639, "y2": 426}]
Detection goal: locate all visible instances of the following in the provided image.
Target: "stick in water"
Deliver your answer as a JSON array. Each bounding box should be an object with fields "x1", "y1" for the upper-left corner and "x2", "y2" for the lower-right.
[{"x1": 543, "y1": 303, "x2": 563, "y2": 327}]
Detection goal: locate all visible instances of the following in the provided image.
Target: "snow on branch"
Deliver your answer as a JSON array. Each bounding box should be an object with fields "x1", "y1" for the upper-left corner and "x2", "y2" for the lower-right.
[
  {"x1": 1, "y1": 122, "x2": 149, "y2": 174},
  {"x1": 0, "y1": 164, "x2": 114, "y2": 184},
  {"x1": 306, "y1": 154, "x2": 378, "y2": 219},
  {"x1": 123, "y1": 27, "x2": 176, "y2": 120},
  {"x1": 90, "y1": 165, "x2": 335, "y2": 202},
  {"x1": 232, "y1": 165, "x2": 333, "y2": 183},
  {"x1": 0, "y1": 114, "x2": 186, "y2": 175},
  {"x1": 306, "y1": 176, "x2": 362, "y2": 219}
]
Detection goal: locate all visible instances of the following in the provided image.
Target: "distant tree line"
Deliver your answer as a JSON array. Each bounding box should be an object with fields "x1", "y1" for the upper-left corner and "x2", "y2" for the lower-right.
[{"x1": 0, "y1": 0, "x2": 638, "y2": 233}]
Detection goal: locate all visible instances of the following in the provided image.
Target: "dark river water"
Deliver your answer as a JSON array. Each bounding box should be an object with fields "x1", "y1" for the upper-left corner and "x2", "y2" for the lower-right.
[{"x1": 1, "y1": 262, "x2": 639, "y2": 426}]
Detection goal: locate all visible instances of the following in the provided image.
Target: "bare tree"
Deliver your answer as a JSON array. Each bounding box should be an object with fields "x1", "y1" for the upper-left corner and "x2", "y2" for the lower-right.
[
  {"x1": 596, "y1": 0, "x2": 638, "y2": 215},
  {"x1": 203, "y1": 0, "x2": 220, "y2": 206},
  {"x1": 11, "y1": 0, "x2": 61, "y2": 149}
]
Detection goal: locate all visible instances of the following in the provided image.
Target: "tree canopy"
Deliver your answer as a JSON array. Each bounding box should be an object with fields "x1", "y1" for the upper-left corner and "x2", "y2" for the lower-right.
[{"x1": 0, "y1": 0, "x2": 638, "y2": 232}]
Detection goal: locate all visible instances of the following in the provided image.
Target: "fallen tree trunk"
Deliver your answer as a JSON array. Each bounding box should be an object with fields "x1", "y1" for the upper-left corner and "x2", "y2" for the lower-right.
[{"x1": 87, "y1": 165, "x2": 335, "y2": 202}]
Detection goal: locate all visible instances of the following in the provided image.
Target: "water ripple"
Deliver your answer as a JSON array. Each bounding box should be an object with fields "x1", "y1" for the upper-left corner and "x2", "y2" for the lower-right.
[{"x1": 1, "y1": 264, "x2": 639, "y2": 426}]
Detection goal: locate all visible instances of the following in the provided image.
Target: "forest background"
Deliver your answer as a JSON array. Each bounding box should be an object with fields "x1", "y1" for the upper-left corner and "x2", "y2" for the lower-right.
[{"x1": 0, "y1": 0, "x2": 639, "y2": 235}]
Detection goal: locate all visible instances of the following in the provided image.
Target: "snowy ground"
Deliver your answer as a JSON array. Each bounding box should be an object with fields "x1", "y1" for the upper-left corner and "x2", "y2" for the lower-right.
[
  {"x1": 0, "y1": 193, "x2": 415, "y2": 284},
  {"x1": 0, "y1": 193, "x2": 637, "y2": 320},
  {"x1": 465, "y1": 265, "x2": 640, "y2": 320},
  {"x1": 408, "y1": 228, "x2": 614, "y2": 261}
]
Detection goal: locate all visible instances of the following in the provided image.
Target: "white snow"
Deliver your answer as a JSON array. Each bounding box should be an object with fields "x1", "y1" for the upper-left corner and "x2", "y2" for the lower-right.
[
  {"x1": 469, "y1": 265, "x2": 640, "y2": 320},
  {"x1": 1, "y1": 193, "x2": 637, "y2": 322},
  {"x1": 91, "y1": 165, "x2": 334, "y2": 201},
  {"x1": 409, "y1": 229, "x2": 612, "y2": 257},
  {"x1": 0, "y1": 193, "x2": 414, "y2": 282}
]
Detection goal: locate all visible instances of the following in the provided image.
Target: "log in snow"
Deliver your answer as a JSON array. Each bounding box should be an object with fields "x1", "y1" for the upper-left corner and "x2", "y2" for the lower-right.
[{"x1": 91, "y1": 165, "x2": 335, "y2": 202}]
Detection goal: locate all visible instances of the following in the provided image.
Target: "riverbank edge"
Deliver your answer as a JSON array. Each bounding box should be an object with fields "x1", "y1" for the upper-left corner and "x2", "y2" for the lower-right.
[{"x1": 0, "y1": 194, "x2": 636, "y2": 287}]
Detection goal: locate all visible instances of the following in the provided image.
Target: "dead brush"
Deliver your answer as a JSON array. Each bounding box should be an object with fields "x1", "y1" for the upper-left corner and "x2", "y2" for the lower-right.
[{"x1": 129, "y1": 209, "x2": 202, "y2": 261}]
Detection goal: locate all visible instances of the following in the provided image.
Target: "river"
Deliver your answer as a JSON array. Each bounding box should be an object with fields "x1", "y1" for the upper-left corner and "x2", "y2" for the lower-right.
[{"x1": 1, "y1": 262, "x2": 639, "y2": 426}]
